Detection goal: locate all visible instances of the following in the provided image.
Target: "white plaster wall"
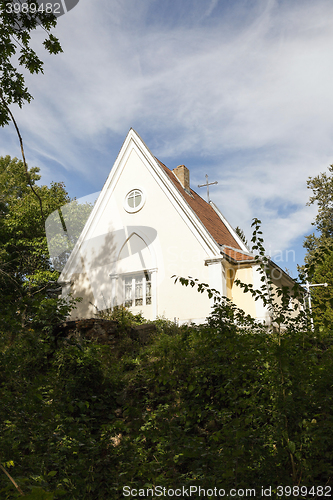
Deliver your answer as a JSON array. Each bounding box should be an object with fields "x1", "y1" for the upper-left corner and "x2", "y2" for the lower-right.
[{"x1": 66, "y1": 147, "x2": 218, "y2": 323}]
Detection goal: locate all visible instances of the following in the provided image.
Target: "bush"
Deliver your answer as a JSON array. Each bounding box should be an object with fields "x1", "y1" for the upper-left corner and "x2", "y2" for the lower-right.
[{"x1": 1, "y1": 221, "x2": 333, "y2": 496}]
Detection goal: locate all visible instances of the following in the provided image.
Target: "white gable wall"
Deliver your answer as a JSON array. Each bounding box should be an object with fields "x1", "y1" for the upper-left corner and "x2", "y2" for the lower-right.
[{"x1": 62, "y1": 132, "x2": 224, "y2": 323}]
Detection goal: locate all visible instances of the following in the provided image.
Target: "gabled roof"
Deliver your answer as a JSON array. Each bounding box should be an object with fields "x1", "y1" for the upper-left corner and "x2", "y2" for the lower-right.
[
  {"x1": 59, "y1": 129, "x2": 254, "y2": 280},
  {"x1": 155, "y1": 159, "x2": 253, "y2": 263}
]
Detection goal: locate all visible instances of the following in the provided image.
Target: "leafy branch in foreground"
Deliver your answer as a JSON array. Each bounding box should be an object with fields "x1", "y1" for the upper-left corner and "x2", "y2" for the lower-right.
[
  {"x1": 172, "y1": 221, "x2": 333, "y2": 486},
  {"x1": 0, "y1": 0, "x2": 63, "y2": 220},
  {"x1": 0, "y1": 0, "x2": 62, "y2": 126},
  {"x1": 235, "y1": 218, "x2": 307, "y2": 332},
  {"x1": 174, "y1": 218, "x2": 308, "y2": 333},
  {"x1": 1, "y1": 256, "x2": 333, "y2": 494},
  {"x1": 172, "y1": 275, "x2": 265, "y2": 334}
]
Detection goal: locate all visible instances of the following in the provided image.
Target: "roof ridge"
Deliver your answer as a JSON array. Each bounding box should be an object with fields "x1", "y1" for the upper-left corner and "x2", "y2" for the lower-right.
[{"x1": 154, "y1": 157, "x2": 243, "y2": 251}]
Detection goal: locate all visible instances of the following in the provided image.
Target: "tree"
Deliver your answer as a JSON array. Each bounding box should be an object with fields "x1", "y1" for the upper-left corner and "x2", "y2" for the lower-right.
[
  {"x1": 0, "y1": 155, "x2": 76, "y2": 333},
  {"x1": 235, "y1": 225, "x2": 248, "y2": 247},
  {"x1": 0, "y1": 0, "x2": 62, "y2": 127},
  {"x1": 45, "y1": 197, "x2": 95, "y2": 272},
  {"x1": 304, "y1": 164, "x2": 333, "y2": 257},
  {"x1": 0, "y1": 1, "x2": 63, "y2": 220},
  {"x1": 1, "y1": 221, "x2": 333, "y2": 496},
  {"x1": 310, "y1": 250, "x2": 333, "y2": 330},
  {"x1": 303, "y1": 164, "x2": 333, "y2": 330}
]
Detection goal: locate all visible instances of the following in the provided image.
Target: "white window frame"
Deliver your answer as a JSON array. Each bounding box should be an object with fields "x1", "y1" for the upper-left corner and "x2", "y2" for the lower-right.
[
  {"x1": 124, "y1": 188, "x2": 145, "y2": 213},
  {"x1": 123, "y1": 272, "x2": 152, "y2": 307}
]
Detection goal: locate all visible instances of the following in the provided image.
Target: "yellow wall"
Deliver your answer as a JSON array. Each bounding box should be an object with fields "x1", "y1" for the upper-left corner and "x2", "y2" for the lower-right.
[{"x1": 225, "y1": 264, "x2": 257, "y2": 317}]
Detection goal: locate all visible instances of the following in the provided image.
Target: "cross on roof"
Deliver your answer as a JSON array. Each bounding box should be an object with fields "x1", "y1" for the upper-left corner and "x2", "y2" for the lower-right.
[{"x1": 198, "y1": 174, "x2": 218, "y2": 202}]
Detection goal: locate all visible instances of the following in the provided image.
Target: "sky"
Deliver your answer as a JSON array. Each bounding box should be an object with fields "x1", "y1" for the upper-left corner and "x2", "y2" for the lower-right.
[{"x1": 2, "y1": 0, "x2": 333, "y2": 277}]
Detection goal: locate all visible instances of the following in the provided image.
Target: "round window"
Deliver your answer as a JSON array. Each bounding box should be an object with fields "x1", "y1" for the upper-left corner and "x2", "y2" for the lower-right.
[
  {"x1": 128, "y1": 190, "x2": 142, "y2": 208},
  {"x1": 124, "y1": 189, "x2": 145, "y2": 213}
]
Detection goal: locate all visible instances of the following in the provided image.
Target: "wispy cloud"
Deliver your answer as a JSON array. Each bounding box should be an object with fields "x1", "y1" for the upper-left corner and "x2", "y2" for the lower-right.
[{"x1": 2, "y1": 0, "x2": 333, "y2": 272}]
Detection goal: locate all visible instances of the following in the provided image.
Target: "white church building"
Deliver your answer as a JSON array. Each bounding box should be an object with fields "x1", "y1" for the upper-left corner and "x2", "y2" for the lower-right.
[{"x1": 58, "y1": 129, "x2": 293, "y2": 324}]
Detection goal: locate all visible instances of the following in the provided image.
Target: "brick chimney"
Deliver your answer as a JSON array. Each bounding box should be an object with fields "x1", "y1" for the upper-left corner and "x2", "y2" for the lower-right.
[{"x1": 173, "y1": 165, "x2": 190, "y2": 192}]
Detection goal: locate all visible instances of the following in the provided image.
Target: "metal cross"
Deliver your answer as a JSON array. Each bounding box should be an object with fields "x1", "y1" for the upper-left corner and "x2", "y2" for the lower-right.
[{"x1": 198, "y1": 174, "x2": 218, "y2": 202}]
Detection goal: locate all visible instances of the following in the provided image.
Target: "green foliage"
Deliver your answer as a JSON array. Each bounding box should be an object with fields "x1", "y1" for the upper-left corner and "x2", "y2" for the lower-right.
[
  {"x1": 31, "y1": 295, "x2": 82, "y2": 333},
  {"x1": 170, "y1": 221, "x2": 333, "y2": 487},
  {"x1": 0, "y1": 155, "x2": 81, "y2": 335},
  {"x1": 46, "y1": 199, "x2": 94, "y2": 271},
  {"x1": 310, "y1": 246, "x2": 333, "y2": 331},
  {"x1": 306, "y1": 164, "x2": 333, "y2": 243},
  {"x1": 0, "y1": 1, "x2": 62, "y2": 127},
  {"x1": 235, "y1": 225, "x2": 248, "y2": 247},
  {"x1": 0, "y1": 220, "x2": 332, "y2": 497},
  {"x1": 95, "y1": 305, "x2": 146, "y2": 329},
  {"x1": 303, "y1": 164, "x2": 333, "y2": 330},
  {"x1": 239, "y1": 219, "x2": 306, "y2": 331}
]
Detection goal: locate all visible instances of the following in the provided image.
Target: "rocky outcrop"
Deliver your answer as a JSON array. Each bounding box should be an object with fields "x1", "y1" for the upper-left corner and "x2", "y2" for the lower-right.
[{"x1": 52, "y1": 318, "x2": 156, "y2": 346}]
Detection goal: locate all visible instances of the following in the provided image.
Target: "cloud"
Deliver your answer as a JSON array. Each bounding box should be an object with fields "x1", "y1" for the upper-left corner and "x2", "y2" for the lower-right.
[
  {"x1": 204, "y1": 0, "x2": 220, "y2": 18},
  {"x1": 2, "y1": 0, "x2": 333, "y2": 273},
  {"x1": 16, "y1": 0, "x2": 333, "y2": 155}
]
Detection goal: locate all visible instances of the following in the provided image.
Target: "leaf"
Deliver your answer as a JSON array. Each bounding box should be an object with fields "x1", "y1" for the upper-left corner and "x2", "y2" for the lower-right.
[
  {"x1": 22, "y1": 487, "x2": 55, "y2": 499},
  {"x1": 288, "y1": 441, "x2": 296, "y2": 454}
]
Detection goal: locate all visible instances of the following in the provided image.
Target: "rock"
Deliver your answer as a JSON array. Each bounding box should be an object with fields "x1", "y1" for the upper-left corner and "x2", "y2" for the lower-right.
[{"x1": 52, "y1": 318, "x2": 156, "y2": 346}]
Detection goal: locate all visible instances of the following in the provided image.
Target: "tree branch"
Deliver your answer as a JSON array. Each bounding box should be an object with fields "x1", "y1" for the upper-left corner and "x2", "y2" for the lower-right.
[
  {"x1": 0, "y1": 464, "x2": 24, "y2": 496},
  {"x1": 0, "y1": 96, "x2": 45, "y2": 222}
]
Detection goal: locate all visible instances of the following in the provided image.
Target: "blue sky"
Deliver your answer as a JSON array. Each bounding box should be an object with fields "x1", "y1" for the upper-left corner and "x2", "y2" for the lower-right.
[{"x1": 2, "y1": 0, "x2": 333, "y2": 277}]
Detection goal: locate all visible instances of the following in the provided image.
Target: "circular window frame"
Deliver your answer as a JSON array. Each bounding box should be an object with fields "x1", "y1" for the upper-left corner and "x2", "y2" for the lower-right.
[{"x1": 124, "y1": 188, "x2": 146, "y2": 213}]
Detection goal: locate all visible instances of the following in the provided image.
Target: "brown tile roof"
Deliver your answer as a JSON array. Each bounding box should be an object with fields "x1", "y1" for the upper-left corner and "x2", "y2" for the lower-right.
[
  {"x1": 156, "y1": 158, "x2": 253, "y2": 262},
  {"x1": 222, "y1": 247, "x2": 255, "y2": 262}
]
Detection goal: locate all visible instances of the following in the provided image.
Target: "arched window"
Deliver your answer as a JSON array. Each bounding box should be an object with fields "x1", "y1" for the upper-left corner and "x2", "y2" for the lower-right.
[{"x1": 116, "y1": 233, "x2": 153, "y2": 308}]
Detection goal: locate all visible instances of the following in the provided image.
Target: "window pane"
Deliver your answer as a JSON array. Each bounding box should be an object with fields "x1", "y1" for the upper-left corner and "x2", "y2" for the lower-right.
[
  {"x1": 135, "y1": 276, "x2": 143, "y2": 306},
  {"x1": 134, "y1": 193, "x2": 142, "y2": 207},
  {"x1": 123, "y1": 273, "x2": 152, "y2": 308},
  {"x1": 146, "y1": 275, "x2": 151, "y2": 305},
  {"x1": 125, "y1": 277, "x2": 132, "y2": 307},
  {"x1": 127, "y1": 190, "x2": 142, "y2": 209},
  {"x1": 128, "y1": 194, "x2": 134, "y2": 208}
]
